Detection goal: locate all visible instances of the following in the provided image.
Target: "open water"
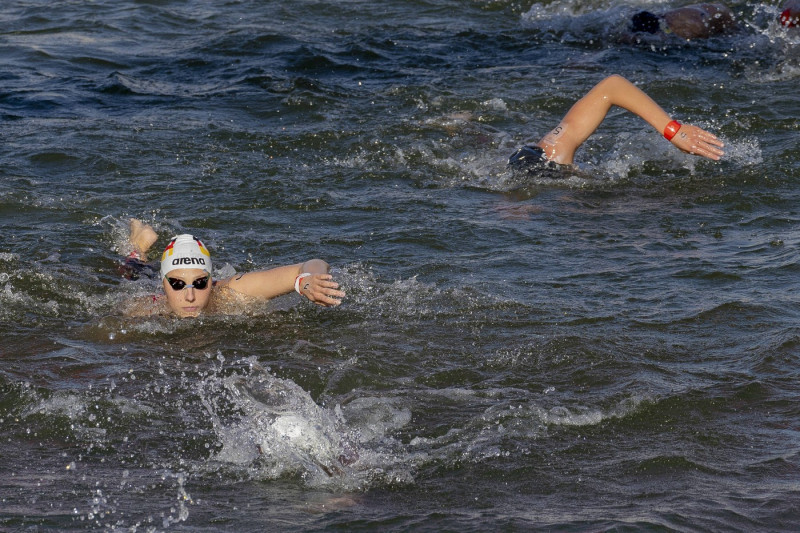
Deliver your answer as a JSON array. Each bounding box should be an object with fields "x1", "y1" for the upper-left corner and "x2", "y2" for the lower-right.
[{"x1": 1, "y1": 0, "x2": 800, "y2": 530}]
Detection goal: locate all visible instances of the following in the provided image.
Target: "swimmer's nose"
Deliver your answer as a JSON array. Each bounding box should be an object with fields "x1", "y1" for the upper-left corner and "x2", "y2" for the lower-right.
[{"x1": 184, "y1": 287, "x2": 196, "y2": 302}]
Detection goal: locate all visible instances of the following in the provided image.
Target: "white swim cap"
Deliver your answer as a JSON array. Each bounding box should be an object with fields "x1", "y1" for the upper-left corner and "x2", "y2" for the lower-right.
[{"x1": 160, "y1": 234, "x2": 212, "y2": 278}]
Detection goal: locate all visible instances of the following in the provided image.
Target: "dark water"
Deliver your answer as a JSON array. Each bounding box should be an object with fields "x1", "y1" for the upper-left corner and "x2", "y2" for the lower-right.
[{"x1": 2, "y1": 0, "x2": 800, "y2": 530}]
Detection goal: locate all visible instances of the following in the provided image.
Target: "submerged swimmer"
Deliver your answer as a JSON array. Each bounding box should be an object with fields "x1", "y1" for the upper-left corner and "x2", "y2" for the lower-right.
[
  {"x1": 508, "y1": 74, "x2": 724, "y2": 173},
  {"x1": 628, "y1": 3, "x2": 737, "y2": 39},
  {"x1": 121, "y1": 220, "x2": 345, "y2": 318}
]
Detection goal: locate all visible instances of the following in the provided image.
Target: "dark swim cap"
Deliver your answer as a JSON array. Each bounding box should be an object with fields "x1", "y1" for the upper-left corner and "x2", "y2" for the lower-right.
[
  {"x1": 631, "y1": 11, "x2": 661, "y2": 33},
  {"x1": 507, "y1": 145, "x2": 563, "y2": 179},
  {"x1": 508, "y1": 145, "x2": 547, "y2": 168}
]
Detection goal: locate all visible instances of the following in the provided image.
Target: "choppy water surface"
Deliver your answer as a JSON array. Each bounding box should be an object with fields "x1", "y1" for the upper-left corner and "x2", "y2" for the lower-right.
[{"x1": 2, "y1": 0, "x2": 800, "y2": 530}]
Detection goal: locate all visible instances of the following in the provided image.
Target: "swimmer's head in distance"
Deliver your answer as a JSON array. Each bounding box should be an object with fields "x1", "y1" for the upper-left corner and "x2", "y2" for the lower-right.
[{"x1": 631, "y1": 11, "x2": 661, "y2": 33}]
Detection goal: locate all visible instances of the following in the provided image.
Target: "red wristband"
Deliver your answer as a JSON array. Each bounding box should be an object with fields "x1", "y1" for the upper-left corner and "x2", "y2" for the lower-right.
[
  {"x1": 663, "y1": 120, "x2": 681, "y2": 141},
  {"x1": 781, "y1": 9, "x2": 797, "y2": 27}
]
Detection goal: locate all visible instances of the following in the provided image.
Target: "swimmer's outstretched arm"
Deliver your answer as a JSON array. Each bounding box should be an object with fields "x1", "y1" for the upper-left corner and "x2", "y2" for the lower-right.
[
  {"x1": 219, "y1": 259, "x2": 345, "y2": 307},
  {"x1": 537, "y1": 74, "x2": 724, "y2": 165}
]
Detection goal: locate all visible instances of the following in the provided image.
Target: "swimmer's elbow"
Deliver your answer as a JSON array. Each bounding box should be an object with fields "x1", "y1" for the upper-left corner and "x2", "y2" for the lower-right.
[
  {"x1": 600, "y1": 74, "x2": 628, "y2": 87},
  {"x1": 593, "y1": 75, "x2": 633, "y2": 102}
]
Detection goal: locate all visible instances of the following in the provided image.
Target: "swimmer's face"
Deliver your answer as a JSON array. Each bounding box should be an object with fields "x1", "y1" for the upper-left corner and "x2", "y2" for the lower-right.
[{"x1": 162, "y1": 268, "x2": 212, "y2": 318}]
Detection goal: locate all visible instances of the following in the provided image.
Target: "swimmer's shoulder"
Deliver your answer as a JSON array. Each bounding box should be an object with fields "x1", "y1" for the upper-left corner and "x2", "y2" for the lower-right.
[
  {"x1": 123, "y1": 293, "x2": 170, "y2": 317},
  {"x1": 207, "y1": 280, "x2": 253, "y2": 315}
]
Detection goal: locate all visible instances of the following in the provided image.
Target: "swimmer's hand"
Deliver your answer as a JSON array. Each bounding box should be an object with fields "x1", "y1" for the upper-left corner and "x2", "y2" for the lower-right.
[
  {"x1": 298, "y1": 273, "x2": 346, "y2": 307},
  {"x1": 670, "y1": 124, "x2": 724, "y2": 161},
  {"x1": 129, "y1": 218, "x2": 159, "y2": 258}
]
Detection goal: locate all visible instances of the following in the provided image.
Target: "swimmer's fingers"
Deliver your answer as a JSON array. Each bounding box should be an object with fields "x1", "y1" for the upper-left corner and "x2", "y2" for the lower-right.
[
  {"x1": 299, "y1": 274, "x2": 346, "y2": 307},
  {"x1": 670, "y1": 125, "x2": 725, "y2": 161}
]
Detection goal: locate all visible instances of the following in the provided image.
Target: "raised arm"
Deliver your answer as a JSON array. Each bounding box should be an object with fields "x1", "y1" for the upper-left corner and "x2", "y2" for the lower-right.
[
  {"x1": 537, "y1": 74, "x2": 724, "y2": 165},
  {"x1": 220, "y1": 259, "x2": 345, "y2": 307}
]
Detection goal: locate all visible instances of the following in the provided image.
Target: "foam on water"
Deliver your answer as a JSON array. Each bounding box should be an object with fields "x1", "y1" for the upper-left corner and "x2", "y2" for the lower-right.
[
  {"x1": 200, "y1": 360, "x2": 417, "y2": 490},
  {"x1": 404, "y1": 387, "x2": 651, "y2": 466},
  {"x1": 721, "y1": 135, "x2": 764, "y2": 167},
  {"x1": 193, "y1": 354, "x2": 651, "y2": 492}
]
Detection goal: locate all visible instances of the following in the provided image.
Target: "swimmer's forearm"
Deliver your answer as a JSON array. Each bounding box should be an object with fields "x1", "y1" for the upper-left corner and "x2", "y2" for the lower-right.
[
  {"x1": 222, "y1": 259, "x2": 343, "y2": 305},
  {"x1": 223, "y1": 264, "x2": 301, "y2": 299},
  {"x1": 599, "y1": 75, "x2": 673, "y2": 134},
  {"x1": 602, "y1": 75, "x2": 723, "y2": 160}
]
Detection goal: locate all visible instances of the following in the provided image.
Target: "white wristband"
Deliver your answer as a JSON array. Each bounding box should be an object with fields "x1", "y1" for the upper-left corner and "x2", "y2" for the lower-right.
[{"x1": 295, "y1": 273, "x2": 312, "y2": 294}]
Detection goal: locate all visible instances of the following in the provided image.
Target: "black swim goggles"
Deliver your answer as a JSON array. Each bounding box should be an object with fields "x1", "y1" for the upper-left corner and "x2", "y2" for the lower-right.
[{"x1": 166, "y1": 275, "x2": 210, "y2": 291}]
